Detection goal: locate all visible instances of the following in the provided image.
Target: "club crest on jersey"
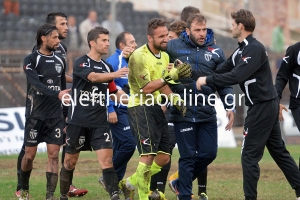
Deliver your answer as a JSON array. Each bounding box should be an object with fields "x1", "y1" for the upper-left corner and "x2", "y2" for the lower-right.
[
  {"x1": 204, "y1": 53, "x2": 212, "y2": 61},
  {"x1": 55, "y1": 64, "x2": 62, "y2": 73},
  {"x1": 29, "y1": 129, "x2": 37, "y2": 139},
  {"x1": 79, "y1": 136, "x2": 85, "y2": 145},
  {"x1": 242, "y1": 57, "x2": 251, "y2": 63}
]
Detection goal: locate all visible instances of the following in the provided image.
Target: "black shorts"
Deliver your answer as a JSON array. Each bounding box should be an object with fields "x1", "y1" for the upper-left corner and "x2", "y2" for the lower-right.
[
  {"x1": 127, "y1": 105, "x2": 170, "y2": 156},
  {"x1": 65, "y1": 124, "x2": 112, "y2": 154},
  {"x1": 24, "y1": 118, "x2": 65, "y2": 146}
]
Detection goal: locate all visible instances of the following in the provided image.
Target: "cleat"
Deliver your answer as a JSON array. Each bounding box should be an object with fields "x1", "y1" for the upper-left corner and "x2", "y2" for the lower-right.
[
  {"x1": 168, "y1": 171, "x2": 179, "y2": 181},
  {"x1": 110, "y1": 191, "x2": 121, "y2": 200},
  {"x1": 98, "y1": 176, "x2": 108, "y2": 192},
  {"x1": 119, "y1": 179, "x2": 135, "y2": 200},
  {"x1": 19, "y1": 190, "x2": 29, "y2": 200},
  {"x1": 46, "y1": 197, "x2": 59, "y2": 200},
  {"x1": 168, "y1": 179, "x2": 179, "y2": 195},
  {"x1": 148, "y1": 189, "x2": 167, "y2": 200},
  {"x1": 59, "y1": 195, "x2": 68, "y2": 200},
  {"x1": 67, "y1": 185, "x2": 88, "y2": 197},
  {"x1": 15, "y1": 190, "x2": 21, "y2": 198},
  {"x1": 198, "y1": 192, "x2": 208, "y2": 200}
]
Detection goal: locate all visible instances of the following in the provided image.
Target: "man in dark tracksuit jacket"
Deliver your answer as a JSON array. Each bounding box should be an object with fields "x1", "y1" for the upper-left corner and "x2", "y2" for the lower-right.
[
  {"x1": 196, "y1": 9, "x2": 300, "y2": 200},
  {"x1": 167, "y1": 14, "x2": 235, "y2": 200},
  {"x1": 275, "y1": 42, "x2": 300, "y2": 131}
]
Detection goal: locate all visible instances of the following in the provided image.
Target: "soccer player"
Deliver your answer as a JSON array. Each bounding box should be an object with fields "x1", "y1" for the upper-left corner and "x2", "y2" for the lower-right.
[
  {"x1": 59, "y1": 26, "x2": 129, "y2": 200},
  {"x1": 149, "y1": 19, "x2": 187, "y2": 198},
  {"x1": 167, "y1": 14, "x2": 234, "y2": 200},
  {"x1": 120, "y1": 18, "x2": 188, "y2": 200},
  {"x1": 19, "y1": 23, "x2": 70, "y2": 200},
  {"x1": 98, "y1": 31, "x2": 137, "y2": 199},
  {"x1": 275, "y1": 41, "x2": 300, "y2": 132},
  {"x1": 15, "y1": 12, "x2": 88, "y2": 198},
  {"x1": 196, "y1": 9, "x2": 300, "y2": 200}
]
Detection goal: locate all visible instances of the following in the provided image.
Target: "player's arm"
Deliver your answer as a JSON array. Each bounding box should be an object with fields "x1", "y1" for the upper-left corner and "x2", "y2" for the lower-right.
[
  {"x1": 203, "y1": 46, "x2": 263, "y2": 87},
  {"x1": 108, "y1": 81, "x2": 128, "y2": 105},
  {"x1": 275, "y1": 46, "x2": 294, "y2": 99},
  {"x1": 87, "y1": 67, "x2": 129, "y2": 83},
  {"x1": 65, "y1": 74, "x2": 73, "y2": 83}
]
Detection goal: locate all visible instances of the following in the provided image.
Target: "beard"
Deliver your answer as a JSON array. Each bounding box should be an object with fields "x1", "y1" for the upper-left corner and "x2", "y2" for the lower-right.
[
  {"x1": 46, "y1": 45, "x2": 57, "y2": 52},
  {"x1": 189, "y1": 33, "x2": 204, "y2": 46},
  {"x1": 153, "y1": 41, "x2": 167, "y2": 51}
]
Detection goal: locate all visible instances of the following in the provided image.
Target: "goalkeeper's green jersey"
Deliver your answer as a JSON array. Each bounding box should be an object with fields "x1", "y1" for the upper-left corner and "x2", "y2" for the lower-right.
[{"x1": 128, "y1": 44, "x2": 169, "y2": 107}]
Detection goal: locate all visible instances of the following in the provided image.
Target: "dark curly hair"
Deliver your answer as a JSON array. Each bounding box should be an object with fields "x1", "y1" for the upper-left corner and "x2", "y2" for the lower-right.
[{"x1": 147, "y1": 18, "x2": 168, "y2": 36}]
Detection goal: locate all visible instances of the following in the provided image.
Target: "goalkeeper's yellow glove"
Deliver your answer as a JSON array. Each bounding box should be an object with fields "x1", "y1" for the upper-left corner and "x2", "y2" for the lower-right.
[
  {"x1": 169, "y1": 62, "x2": 192, "y2": 81},
  {"x1": 168, "y1": 93, "x2": 187, "y2": 117},
  {"x1": 162, "y1": 69, "x2": 179, "y2": 85}
]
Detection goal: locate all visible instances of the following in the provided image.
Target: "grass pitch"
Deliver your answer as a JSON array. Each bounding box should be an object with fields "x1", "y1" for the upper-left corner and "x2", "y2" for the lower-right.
[{"x1": 0, "y1": 145, "x2": 299, "y2": 199}]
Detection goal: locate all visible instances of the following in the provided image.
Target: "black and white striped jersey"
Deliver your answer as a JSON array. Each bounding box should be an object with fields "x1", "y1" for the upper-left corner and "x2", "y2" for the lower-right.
[
  {"x1": 206, "y1": 34, "x2": 277, "y2": 106},
  {"x1": 23, "y1": 50, "x2": 66, "y2": 119},
  {"x1": 275, "y1": 42, "x2": 300, "y2": 109}
]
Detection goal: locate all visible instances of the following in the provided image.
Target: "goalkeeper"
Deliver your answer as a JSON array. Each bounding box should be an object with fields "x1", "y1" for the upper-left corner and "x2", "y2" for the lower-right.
[{"x1": 119, "y1": 18, "x2": 191, "y2": 200}]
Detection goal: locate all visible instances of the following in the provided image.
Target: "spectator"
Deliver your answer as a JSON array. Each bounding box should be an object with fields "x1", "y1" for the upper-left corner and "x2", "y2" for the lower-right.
[
  {"x1": 101, "y1": 12, "x2": 124, "y2": 36},
  {"x1": 3, "y1": 0, "x2": 19, "y2": 15},
  {"x1": 66, "y1": 15, "x2": 80, "y2": 51},
  {"x1": 79, "y1": 10, "x2": 100, "y2": 53},
  {"x1": 270, "y1": 17, "x2": 286, "y2": 74},
  {"x1": 101, "y1": 12, "x2": 125, "y2": 54}
]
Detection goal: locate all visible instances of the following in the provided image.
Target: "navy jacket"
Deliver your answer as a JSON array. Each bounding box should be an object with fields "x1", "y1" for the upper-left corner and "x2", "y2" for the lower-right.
[{"x1": 167, "y1": 29, "x2": 234, "y2": 123}]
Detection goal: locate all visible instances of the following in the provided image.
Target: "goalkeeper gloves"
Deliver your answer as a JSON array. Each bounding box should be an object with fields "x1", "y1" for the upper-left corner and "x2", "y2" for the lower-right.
[
  {"x1": 168, "y1": 93, "x2": 186, "y2": 117},
  {"x1": 162, "y1": 62, "x2": 192, "y2": 84}
]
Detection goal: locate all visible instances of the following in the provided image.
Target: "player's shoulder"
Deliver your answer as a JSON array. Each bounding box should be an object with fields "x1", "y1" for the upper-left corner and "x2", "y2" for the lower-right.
[
  {"x1": 24, "y1": 50, "x2": 39, "y2": 61},
  {"x1": 60, "y1": 43, "x2": 68, "y2": 53},
  {"x1": 288, "y1": 42, "x2": 300, "y2": 51},
  {"x1": 101, "y1": 59, "x2": 113, "y2": 69}
]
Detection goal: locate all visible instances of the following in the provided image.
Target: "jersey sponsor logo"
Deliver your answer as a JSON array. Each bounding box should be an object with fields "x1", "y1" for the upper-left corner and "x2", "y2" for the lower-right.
[
  {"x1": 176, "y1": 49, "x2": 191, "y2": 54},
  {"x1": 46, "y1": 60, "x2": 54, "y2": 62},
  {"x1": 204, "y1": 53, "x2": 212, "y2": 61},
  {"x1": 29, "y1": 129, "x2": 37, "y2": 139},
  {"x1": 24, "y1": 63, "x2": 32, "y2": 70},
  {"x1": 48, "y1": 85, "x2": 61, "y2": 91},
  {"x1": 282, "y1": 56, "x2": 289, "y2": 64},
  {"x1": 94, "y1": 66, "x2": 102, "y2": 69},
  {"x1": 241, "y1": 57, "x2": 251, "y2": 63},
  {"x1": 156, "y1": 62, "x2": 162, "y2": 65},
  {"x1": 141, "y1": 138, "x2": 150, "y2": 146},
  {"x1": 207, "y1": 47, "x2": 220, "y2": 57},
  {"x1": 47, "y1": 79, "x2": 53, "y2": 84},
  {"x1": 55, "y1": 64, "x2": 62, "y2": 73},
  {"x1": 180, "y1": 127, "x2": 193, "y2": 132},
  {"x1": 139, "y1": 73, "x2": 147, "y2": 80}
]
